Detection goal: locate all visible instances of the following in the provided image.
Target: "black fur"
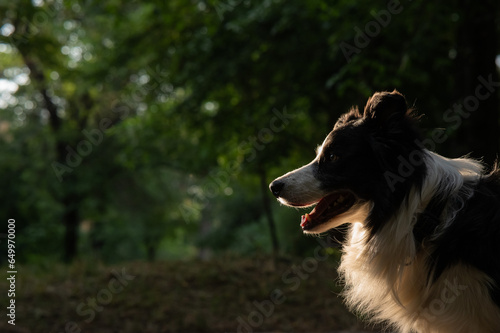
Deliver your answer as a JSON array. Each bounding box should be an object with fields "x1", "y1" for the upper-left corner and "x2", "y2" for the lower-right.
[
  {"x1": 315, "y1": 91, "x2": 427, "y2": 236},
  {"x1": 426, "y1": 169, "x2": 500, "y2": 306}
]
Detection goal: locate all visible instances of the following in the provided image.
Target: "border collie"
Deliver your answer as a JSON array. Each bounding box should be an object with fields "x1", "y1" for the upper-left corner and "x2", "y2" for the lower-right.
[{"x1": 269, "y1": 91, "x2": 500, "y2": 332}]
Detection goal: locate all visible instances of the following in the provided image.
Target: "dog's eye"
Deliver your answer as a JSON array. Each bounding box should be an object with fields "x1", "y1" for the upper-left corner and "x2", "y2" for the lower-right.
[{"x1": 329, "y1": 153, "x2": 339, "y2": 162}]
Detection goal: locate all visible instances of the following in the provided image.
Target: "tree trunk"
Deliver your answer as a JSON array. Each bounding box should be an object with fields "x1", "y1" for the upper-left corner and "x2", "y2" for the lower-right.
[
  {"x1": 259, "y1": 169, "x2": 279, "y2": 255},
  {"x1": 62, "y1": 200, "x2": 79, "y2": 263},
  {"x1": 198, "y1": 204, "x2": 213, "y2": 260},
  {"x1": 21, "y1": 50, "x2": 82, "y2": 262},
  {"x1": 146, "y1": 244, "x2": 156, "y2": 262}
]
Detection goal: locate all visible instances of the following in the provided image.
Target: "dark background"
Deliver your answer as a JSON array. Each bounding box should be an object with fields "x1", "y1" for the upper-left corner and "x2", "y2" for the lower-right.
[{"x1": 0, "y1": 0, "x2": 499, "y2": 332}]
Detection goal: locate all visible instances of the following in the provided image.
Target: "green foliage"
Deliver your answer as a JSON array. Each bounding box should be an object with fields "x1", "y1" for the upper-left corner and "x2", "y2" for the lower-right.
[{"x1": 0, "y1": 0, "x2": 498, "y2": 263}]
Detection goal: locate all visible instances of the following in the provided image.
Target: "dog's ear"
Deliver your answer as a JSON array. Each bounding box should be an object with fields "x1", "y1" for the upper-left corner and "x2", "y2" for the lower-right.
[{"x1": 363, "y1": 90, "x2": 408, "y2": 123}]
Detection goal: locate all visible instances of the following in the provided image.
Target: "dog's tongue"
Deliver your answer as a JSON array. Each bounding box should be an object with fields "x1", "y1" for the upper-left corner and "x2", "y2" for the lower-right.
[{"x1": 300, "y1": 193, "x2": 342, "y2": 228}]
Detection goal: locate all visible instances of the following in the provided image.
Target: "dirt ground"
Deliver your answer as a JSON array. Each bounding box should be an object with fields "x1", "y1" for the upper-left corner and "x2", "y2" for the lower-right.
[{"x1": 0, "y1": 255, "x2": 383, "y2": 332}]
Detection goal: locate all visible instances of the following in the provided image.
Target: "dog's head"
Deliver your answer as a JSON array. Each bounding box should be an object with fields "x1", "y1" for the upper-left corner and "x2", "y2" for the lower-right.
[{"x1": 269, "y1": 90, "x2": 426, "y2": 234}]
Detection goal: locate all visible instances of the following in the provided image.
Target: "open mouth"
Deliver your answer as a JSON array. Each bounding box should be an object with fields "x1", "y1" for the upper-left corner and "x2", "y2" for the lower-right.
[{"x1": 300, "y1": 191, "x2": 357, "y2": 231}]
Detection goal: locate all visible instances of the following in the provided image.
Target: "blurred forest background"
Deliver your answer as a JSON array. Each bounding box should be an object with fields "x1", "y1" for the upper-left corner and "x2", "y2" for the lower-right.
[{"x1": 0, "y1": 0, "x2": 499, "y2": 332}]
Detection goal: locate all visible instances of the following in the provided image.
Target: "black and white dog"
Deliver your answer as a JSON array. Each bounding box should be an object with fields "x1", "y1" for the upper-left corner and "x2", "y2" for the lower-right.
[{"x1": 269, "y1": 91, "x2": 500, "y2": 332}]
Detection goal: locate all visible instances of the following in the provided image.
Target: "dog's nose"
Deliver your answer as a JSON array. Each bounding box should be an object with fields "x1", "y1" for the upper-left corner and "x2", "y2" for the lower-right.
[{"x1": 269, "y1": 180, "x2": 285, "y2": 197}]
